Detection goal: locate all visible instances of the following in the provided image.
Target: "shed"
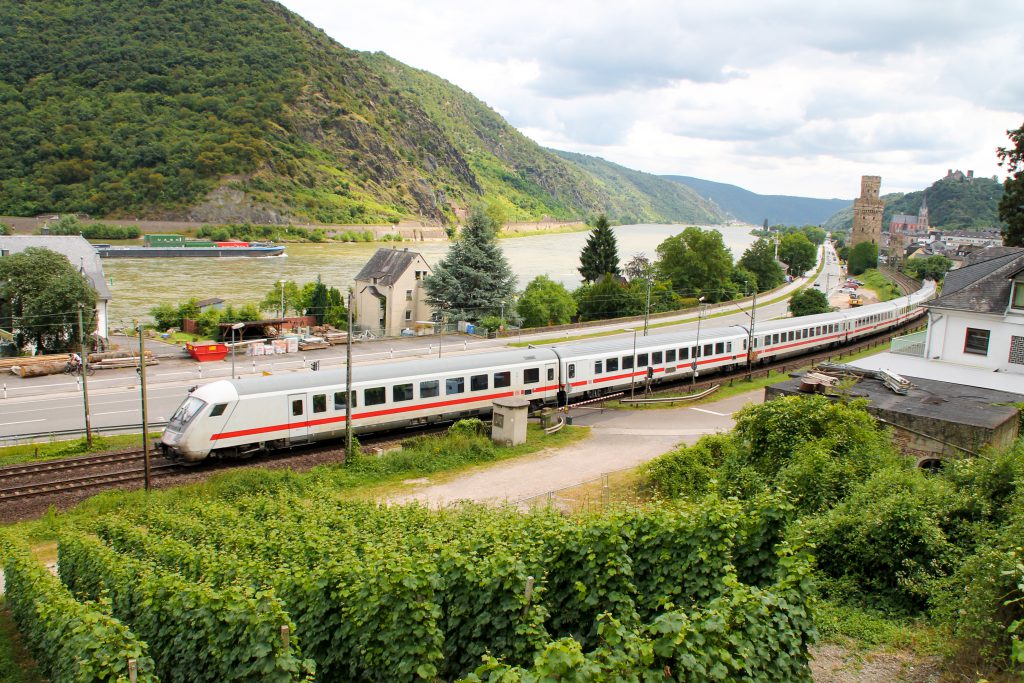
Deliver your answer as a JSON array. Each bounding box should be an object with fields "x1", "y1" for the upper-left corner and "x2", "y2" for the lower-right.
[{"x1": 491, "y1": 397, "x2": 530, "y2": 446}]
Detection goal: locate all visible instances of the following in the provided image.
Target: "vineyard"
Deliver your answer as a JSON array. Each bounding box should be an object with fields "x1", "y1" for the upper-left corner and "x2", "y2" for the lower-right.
[{"x1": 2, "y1": 493, "x2": 815, "y2": 681}]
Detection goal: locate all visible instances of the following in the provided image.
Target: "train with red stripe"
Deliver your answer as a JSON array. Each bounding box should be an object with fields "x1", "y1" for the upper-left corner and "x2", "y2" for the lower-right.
[{"x1": 160, "y1": 279, "x2": 935, "y2": 462}]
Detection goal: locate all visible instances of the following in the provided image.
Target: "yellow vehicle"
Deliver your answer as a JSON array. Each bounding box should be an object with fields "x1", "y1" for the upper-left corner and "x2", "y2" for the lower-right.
[{"x1": 849, "y1": 292, "x2": 863, "y2": 307}]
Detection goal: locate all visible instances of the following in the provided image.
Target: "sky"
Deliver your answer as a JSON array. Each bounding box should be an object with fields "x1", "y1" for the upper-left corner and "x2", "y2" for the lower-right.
[{"x1": 278, "y1": 1, "x2": 1023, "y2": 199}]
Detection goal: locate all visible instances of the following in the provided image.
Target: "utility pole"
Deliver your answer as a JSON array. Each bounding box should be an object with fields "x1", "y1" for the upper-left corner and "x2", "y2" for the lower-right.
[
  {"x1": 136, "y1": 321, "x2": 150, "y2": 491},
  {"x1": 643, "y1": 277, "x2": 652, "y2": 336},
  {"x1": 692, "y1": 297, "x2": 705, "y2": 387},
  {"x1": 77, "y1": 305, "x2": 93, "y2": 447},
  {"x1": 345, "y1": 291, "x2": 353, "y2": 461},
  {"x1": 746, "y1": 289, "x2": 757, "y2": 376}
]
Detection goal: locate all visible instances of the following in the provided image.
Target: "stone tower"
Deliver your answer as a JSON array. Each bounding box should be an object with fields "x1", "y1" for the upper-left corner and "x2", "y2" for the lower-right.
[{"x1": 850, "y1": 175, "x2": 884, "y2": 248}]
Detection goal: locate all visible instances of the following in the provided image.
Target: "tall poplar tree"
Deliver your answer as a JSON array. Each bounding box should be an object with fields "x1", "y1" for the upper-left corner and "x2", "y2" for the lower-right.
[
  {"x1": 425, "y1": 206, "x2": 516, "y2": 321},
  {"x1": 578, "y1": 214, "x2": 621, "y2": 282}
]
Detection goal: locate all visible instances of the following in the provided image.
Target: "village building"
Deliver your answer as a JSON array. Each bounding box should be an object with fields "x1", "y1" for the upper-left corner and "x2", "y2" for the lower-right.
[
  {"x1": 921, "y1": 246, "x2": 1024, "y2": 373},
  {"x1": 353, "y1": 247, "x2": 434, "y2": 337},
  {"x1": 0, "y1": 235, "x2": 111, "y2": 340}
]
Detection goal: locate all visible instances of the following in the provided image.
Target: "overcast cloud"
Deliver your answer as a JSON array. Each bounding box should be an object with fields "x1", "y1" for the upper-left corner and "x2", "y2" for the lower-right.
[{"x1": 279, "y1": 0, "x2": 1023, "y2": 198}]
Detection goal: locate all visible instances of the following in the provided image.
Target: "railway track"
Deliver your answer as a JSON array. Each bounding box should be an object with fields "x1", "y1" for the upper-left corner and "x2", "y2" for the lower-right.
[{"x1": 0, "y1": 448, "x2": 183, "y2": 502}]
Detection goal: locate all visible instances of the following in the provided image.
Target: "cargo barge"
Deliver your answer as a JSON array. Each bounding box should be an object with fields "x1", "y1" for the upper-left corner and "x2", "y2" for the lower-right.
[{"x1": 96, "y1": 234, "x2": 285, "y2": 258}]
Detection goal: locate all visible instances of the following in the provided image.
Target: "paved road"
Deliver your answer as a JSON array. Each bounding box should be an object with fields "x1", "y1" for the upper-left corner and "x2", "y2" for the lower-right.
[
  {"x1": 387, "y1": 389, "x2": 762, "y2": 507},
  {"x1": 0, "y1": 245, "x2": 841, "y2": 440}
]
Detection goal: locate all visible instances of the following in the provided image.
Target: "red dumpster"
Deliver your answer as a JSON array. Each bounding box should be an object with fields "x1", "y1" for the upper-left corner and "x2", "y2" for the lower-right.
[{"x1": 186, "y1": 342, "x2": 229, "y2": 362}]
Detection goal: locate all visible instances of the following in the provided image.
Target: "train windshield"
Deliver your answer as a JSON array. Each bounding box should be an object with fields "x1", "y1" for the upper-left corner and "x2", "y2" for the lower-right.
[{"x1": 168, "y1": 396, "x2": 207, "y2": 430}]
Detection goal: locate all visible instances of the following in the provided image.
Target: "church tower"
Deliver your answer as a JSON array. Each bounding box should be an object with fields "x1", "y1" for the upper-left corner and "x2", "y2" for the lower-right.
[
  {"x1": 850, "y1": 175, "x2": 884, "y2": 248},
  {"x1": 917, "y1": 196, "x2": 929, "y2": 231}
]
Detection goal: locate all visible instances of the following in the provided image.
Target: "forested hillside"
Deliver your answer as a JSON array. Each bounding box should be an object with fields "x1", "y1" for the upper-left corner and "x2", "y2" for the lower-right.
[
  {"x1": 664, "y1": 175, "x2": 851, "y2": 226},
  {"x1": 823, "y1": 173, "x2": 1004, "y2": 232},
  {"x1": 0, "y1": 0, "x2": 726, "y2": 226}
]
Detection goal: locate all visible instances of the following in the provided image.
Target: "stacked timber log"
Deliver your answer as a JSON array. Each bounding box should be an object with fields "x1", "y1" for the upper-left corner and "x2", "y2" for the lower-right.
[{"x1": 4, "y1": 350, "x2": 155, "y2": 377}]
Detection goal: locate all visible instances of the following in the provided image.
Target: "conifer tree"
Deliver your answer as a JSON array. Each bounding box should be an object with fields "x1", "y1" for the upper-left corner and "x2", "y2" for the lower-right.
[
  {"x1": 425, "y1": 206, "x2": 516, "y2": 321},
  {"x1": 578, "y1": 214, "x2": 621, "y2": 282}
]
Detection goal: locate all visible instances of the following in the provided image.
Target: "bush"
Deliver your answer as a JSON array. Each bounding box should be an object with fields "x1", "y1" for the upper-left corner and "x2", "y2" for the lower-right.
[
  {"x1": 806, "y1": 465, "x2": 966, "y2": 613},
  {"x1": 644, "y1": 434, "x2": 738, "y2": 499}
]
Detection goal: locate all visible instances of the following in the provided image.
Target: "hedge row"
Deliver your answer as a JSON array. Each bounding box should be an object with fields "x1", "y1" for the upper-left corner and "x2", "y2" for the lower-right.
[{"x1": 0, "y1": 538, "x2": 159, "y2": 682}]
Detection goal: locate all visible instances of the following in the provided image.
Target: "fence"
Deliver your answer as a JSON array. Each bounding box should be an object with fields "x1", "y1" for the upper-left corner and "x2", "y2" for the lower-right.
[{"x1": 890, "y1": 330, "x2": 927, "y2": 357}]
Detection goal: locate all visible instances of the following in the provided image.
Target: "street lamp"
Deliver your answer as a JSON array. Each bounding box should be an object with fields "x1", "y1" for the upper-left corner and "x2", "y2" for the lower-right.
[
  {"x1": 691, "y1": 296, "x2": 706, "y2": 387},
  {"x1": 624, "y1": 328, "x2": 637, "y2": 399},
  {"x1": 229, "y1": 322, "x2": 245, "y2": 379},
  {"x1": 278, "y1": 279, "x2": 286, "y2": 320}
]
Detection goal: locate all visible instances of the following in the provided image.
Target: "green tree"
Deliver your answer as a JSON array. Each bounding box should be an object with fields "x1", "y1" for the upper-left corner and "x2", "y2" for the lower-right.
[
  {"x1": 323, "y1": 286, "x2": 348, "y2": 329},
  {"x1": 578, "y1": 214, "x2": 620, "y2": 282},
  {"x1": 0, "y1": 247, "x2": 97, "y2": 352},
  {"x1": 425, "y1": 205, "x2": 516, "y2": 321},
  {"x1": 737, "y1": 238, "x2": 784, "y2": 292},
  {"x1": 304, "y1": 276, "x2": 330, "y2": 324},
  {"x1": 903, "y1": 254, "x2": 953, "y2": 282},
  {"x1": 0, "y1": 222, "x2": 11, "y2": 235},
  {"x1": 575, "y1": 275, "x2": 631, "y2": 321},
  {"x1": 516, "y1": 276, "x2": 577, "y2": 327},
  {"x1": 799, "y1": 225, "x2": 827, "y2": 246},
  {"x1": 260, "y1": 280, "x2": 302, "y2": 317},
  {"x1": 788, "y1": 288, "x2": 830, "y2": 317},
  {"x1": 655, "y1": 227, "x2": 734, "y2": 302},
  {"x1": 778, "y1": 232, "x2": 817, "y2": 276},
  {"x1": 997, "y1": 122, "x2": 1024, "y2": 246},
  {"x1": 847, "y1": 241, "x2": 879, "y2": 275}
]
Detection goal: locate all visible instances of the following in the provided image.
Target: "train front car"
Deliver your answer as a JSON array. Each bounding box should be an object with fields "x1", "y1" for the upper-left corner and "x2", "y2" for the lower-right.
[{"x1": 160, "y1": 380, "x2": 238, "y2": 463}]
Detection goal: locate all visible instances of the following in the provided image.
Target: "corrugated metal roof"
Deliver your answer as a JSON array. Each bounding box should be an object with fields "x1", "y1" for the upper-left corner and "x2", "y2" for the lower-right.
[{"x1": 0, "y1": 235, "x2": 111, "y2": 299}]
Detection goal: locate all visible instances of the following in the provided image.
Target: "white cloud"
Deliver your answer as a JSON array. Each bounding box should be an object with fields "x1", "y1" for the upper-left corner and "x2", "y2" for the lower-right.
[{"x1": 280, "y1": 0, "x2": 1023, "y2": 197}]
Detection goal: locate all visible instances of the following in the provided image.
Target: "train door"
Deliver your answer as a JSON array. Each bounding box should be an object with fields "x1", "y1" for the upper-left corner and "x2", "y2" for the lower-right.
[{"x1": 287, "y1": 393, "x2": 309, "y2": 443}]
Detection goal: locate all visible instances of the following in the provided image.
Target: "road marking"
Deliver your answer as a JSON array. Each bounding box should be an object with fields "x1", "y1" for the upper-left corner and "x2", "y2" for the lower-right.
[
  {"x1": 93, "y1": 410, "x2": 137, "y2": 416},
  {"x1": 689, "y1": 407, "x2": 729, "y2": 417},
  {"x1": 1, "y1": 419, "x2": 46, "y2": 426}
]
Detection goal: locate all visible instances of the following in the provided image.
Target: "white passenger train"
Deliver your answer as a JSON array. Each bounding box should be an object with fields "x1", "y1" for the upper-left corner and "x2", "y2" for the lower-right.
[{"x1": 161, "y1": 280, "x2": 936, "y2": 462}]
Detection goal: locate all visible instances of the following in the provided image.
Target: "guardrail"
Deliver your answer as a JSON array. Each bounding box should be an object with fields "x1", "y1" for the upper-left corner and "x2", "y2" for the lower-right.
[{"x1": 0, "y1": 421, "x2": 167, "y2": 446}]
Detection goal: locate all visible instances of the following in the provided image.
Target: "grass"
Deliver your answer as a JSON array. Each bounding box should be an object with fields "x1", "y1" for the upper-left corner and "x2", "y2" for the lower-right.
[
  {"x1": 7, "y1": 422, "x2": 590, "y2": 542},
  {"x1": 812, "y1": 599, "x2": 951, "y2": 655},
  {"x1": 858, "y1": 269, "x2": 902, "y2": 302},
  {"x1": 0, "y1": 604, "x2": 42, "y2": 683},
  {"x1": 0, "y1": 433, "x2": 162, "y2": 468}
]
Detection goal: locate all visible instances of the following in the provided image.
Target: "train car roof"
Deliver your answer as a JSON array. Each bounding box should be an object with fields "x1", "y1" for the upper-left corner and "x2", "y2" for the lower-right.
[
  {"x1": 226, "y1": 346, "x2": 560, "y2": 396},
  {"x1": 550, "y1": 324, "x2": 750, "y2": 358}
]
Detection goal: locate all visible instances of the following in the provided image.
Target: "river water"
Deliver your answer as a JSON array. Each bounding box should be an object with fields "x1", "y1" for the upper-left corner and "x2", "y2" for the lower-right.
[{"x1": 102, "y1": 223, "x2": 757, "y2": 326}]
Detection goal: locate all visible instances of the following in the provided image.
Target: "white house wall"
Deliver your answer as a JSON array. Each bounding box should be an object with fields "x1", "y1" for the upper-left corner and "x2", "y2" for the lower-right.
[{"x1": 927, "y1": 308, "x2": 1024, "y2": 373}]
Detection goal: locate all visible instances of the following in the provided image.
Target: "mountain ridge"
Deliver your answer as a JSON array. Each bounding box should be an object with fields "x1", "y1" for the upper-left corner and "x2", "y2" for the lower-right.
[{"x1": 663, "y1": 175, "x2": 852, "y2": 226}]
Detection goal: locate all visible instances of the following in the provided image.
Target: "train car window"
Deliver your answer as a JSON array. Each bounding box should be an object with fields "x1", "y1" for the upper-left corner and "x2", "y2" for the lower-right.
[
  {"x1": 471, "y1": 374, "x2": 488, "y2": 391},
  {"x1": 606, "y1": 358, "x2": 619, "y2": 372},
  {"x1": 637, "y1": 353, "x2": 649, "y2": 366},
  {"x1": 772, "y1": 334, "x2": 780, "y2": 344},
  {"x1": 547, "y1": 368, "x2": 555, "y2": 381},
  {"x1": 666, "y1": 349, "x2": 676, "y2": 363},
  {"x1": 622, "y1": 356, "x2": 634, "y2": 370},
  {"x1": 703, "y1": 343, "x2": 713, "y2": 357},
  {"x1": 393, "y1": 384, "x2": 414, "y2": 402},
  {"x1": 365, "y1": 387, "x2": 386, "y2": 406},
  {"x1": 334, "y1": 391, "x2": 356, "y2": 409},
  {"x1": 815, "y1": 326, "x2": 821, "y2": 335},
  {"x1": 209, "y1": 403, "x2": 227, "y2": 417},
  {"x1": 420, "y1": 380, "x2": 439, "y2": 398},
  {"x1": 715, "y1": 342, "x2": 724, "y2": 354},
  {"x1": 652, "y1": 351, "x2": 663, "y2": 364},
  {"x1": 494, "y1": 371, "x2": 511, "y2": 388},
  {"x1": 291, "y1": 399, "x2": 304, "y2": 416},
  {"x1": 446, "y1": 377, "x2": 466, "y2": 394},
  {"x1": 594, "y1": 360, "x2": 603, "y2": 374},
  {"x1": 312, "y1": 394, "x2": 327, "y2": 413},
  {"x1": 679, "y1": 348, "x2": 688, "y2": 361},
  {"x1": 742, "y1": 338, "x2": 747, "y2": 350},
  {"x1": 789, "y1": 331, "x2": 795, "y2": 342},
  {"x1": 727, "y1": 342, "x2": 733, "y2": 352},
  {"x1": 524, "y1": 368, "x2": 540, "y2": 384},
  {"x1": 567, "y1": 364, "x2": 576, "y2": 379},
  {"x1": 693, "y1": 346, "x2": 701, "y2": 358}
]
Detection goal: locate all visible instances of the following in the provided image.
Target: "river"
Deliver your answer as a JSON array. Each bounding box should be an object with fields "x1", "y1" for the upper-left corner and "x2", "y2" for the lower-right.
[{"x1": 102, "y1": 223, "x2": 758, "y2": 327}]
